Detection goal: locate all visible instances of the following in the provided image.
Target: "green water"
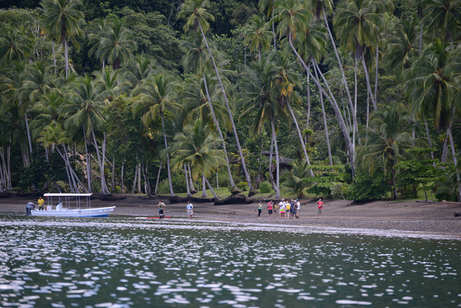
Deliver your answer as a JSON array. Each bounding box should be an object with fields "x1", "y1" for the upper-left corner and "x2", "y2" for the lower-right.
[{"x1": 0, "y1": 213, "x2": 460, "y2": 307}]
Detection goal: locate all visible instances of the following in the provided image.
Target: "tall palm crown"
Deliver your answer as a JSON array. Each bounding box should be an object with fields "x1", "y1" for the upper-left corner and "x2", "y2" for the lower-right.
[
  {"x1": 406, "y1": 39, "x2": 456, "y2": 131},
  {"x1": 243, "y1": 15, "x2": 273, "y2": 61},
  {"x1": 171, "y1": 121, "x2": 226, "y2": 181},
  {"x1": 273, "y1": 0, "x2": 311, "y2": 41},
  {"x1": 423, "y1": 0, "x2": 461, "y2": 42},
  {"x1": 40, "y1": 0, "x2": 85, "y2": 77},
  {"x1": 96, "y1": 17, "x2": 137, "y2": 70},
  {"x1": 179, "y1": 0, "x2": 215, "y2": 34},
  {"x1": 333, "y1": 0, "x2": 387, "y2": 57},
  {"x1": 386, "y1": 19, "x2": 420, "y2": 76},
  {"x1": 181, "y1": 35, "x2": 210, "y2": 75},
  {"x1": 0, "y1": 26, "x2": 35, "y2": 64}
]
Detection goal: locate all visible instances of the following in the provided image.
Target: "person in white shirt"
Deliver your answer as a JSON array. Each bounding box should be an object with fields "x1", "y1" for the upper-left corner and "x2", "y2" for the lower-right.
[
  {"x1": 296, "y1": 199, "x2": 300, "y2": 218},
  {"x1": 186, "y1": 201, "x2": 193, "y2": 218}
]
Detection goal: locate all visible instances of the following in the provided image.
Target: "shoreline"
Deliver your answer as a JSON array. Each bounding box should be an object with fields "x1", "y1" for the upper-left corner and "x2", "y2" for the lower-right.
[{"x1": 1, "y1": 195, "x2": 461, "y2": 236}]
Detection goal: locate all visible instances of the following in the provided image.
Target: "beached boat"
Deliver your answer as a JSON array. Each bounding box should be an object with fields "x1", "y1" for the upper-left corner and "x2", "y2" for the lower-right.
[{"x1": 30, "y1": 193, "x2": 116, "y2": 217}]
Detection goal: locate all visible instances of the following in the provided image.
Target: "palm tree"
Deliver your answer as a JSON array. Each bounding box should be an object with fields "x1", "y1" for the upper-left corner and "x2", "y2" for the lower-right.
[
  {"x1": 357, "y1": 107, "x2": 417, "y2": 199},
  {"x1": 87, "y1": 16, "x2": 112, "y2": 69},
  {"x1": 406, "y1": 39, "x2": 460, "y2": 199},
  {"x1": 181, "y1": 35, "x2": 238, "y2": 190},
  {"x1": 243, "y1": 15, "x2": 273, "y2": 62},
  {"x1": 423, "y1": 0, "x2": 461, "y2": 43},
  {"x1": 179, "y1": 0, "x2": 254, "y2": 192},
  {"x1": 132, "y1": 73, "x2": 179, "y2": 197},
  {"x1": 239, "y1": 56, "x2": 290, "y2": 197},
  {"x1": 171, "y1": 121, "x2": 226, "y2": 200},
  {"x1": 0, "y1": 26, "x2": 35, "y2": 64},
  {"x1": 258, "y1": 0, "x2": 278, "y2": 50},
  {"x1": 269, "y1": 51, "x2": 315, "y2": 176},
  {"x1": 95, "y1": 17, "x2": 137, "y2": 70},
  {"x1": 281, "y1": 159, "x2": 312, "y2": 199},
  {"x1": 40, "y1": 0, "x2": 85, "y2": 78},
  {"x1": 62, "y1": 74, "x2": 108, "y2": 194},
  {"x1": 124, "y1": 54, "x2": 156, "y2": 95}
]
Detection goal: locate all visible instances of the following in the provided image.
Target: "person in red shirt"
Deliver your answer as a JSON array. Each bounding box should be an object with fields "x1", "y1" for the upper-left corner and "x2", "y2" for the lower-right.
[
  {"x1": 317, "y1": 198, "x2": 323, "y2": 218},
  {"x1": 267, "y1": 200, "x2": 273, "y2": 219}
]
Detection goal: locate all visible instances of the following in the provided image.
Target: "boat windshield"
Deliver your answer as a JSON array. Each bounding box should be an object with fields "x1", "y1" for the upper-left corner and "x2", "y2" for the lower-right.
[{"x1": 43, "y1": 193, "x2": 92, "y2": 210}]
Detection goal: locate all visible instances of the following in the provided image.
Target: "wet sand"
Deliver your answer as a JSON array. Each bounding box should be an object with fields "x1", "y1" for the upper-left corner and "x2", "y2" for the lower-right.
[{"x1": 1, "y1": 195, "x2": 461, "y2": 236}]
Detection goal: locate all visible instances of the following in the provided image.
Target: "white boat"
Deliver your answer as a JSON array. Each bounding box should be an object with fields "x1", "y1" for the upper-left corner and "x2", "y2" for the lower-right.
[{"x1": 30, "y1": 193, "x2": 116, "y2": 217}]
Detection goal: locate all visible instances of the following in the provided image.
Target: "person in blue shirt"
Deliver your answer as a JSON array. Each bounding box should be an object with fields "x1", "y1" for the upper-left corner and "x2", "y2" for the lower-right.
[{"x1": 186, "y1": 201, "x2": 194, "y2": 219}]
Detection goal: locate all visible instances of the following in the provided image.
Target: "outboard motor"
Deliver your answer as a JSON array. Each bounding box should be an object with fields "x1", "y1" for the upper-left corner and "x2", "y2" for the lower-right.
[{"x1": 26, "y1": 202, "x2": 35, "y2": 216}]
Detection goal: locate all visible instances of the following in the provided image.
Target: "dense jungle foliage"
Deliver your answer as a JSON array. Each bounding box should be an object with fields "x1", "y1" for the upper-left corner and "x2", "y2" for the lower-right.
[{"x1": 1, "y1": 0, "x2": 461, "y2": 201}]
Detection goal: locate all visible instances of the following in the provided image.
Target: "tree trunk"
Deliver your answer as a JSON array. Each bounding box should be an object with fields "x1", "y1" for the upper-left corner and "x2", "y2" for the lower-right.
[
  {"x1": 423, "y1": 116, "x2": 435, "y2": 161},
  {"x1": 188, "y1": 163, "x2": 196, "y2": 193},
  {"x1": 269, "y1": 135, "x2": 276, "y2": 191},
  {"x1": 111, "y1": 157, "x2": 115, "y2": 193},
  {"x1": 272, "y1": 8, "x2": 276, "y2": 51},
  {"x1": 25, "y1": 113, "x2": 33, "y2": 161},
  {"x1": 392, "y1": 167, "x2": 397, "y2": 199},
  {"x1": 154, "y1": 161, "x2": 162, "y2": 195},
  {"x1": 202, "y1": 71, "x2": 236, "y2": 188},
  {"x1": 374, "y1": 45, "x2": 379, "y2": 104},
  {"x1": 199, "y1": 23, "x2": 253, "y2": 191},
  {"x1": 320, "y1": 86, "x2": 333, "y2": 166},
  {"x1": 64, "y1": 36, "x2": 68, "y2": 78},
  {"x1": 362, "y1": 58, "x2": 377, "y2": 110},
  {"x1": 441, "y1": 137, "x2": 448, "y2": 163},
  {"x1": 61, "y1": 144, "x2": 77, "y2": 192},
  {"x1": 121, "y1": 161, "x2": 124, "y2": 193},
  {"x1": 7, "y1": 146, "x2": 12, "y2": 190},
  {"x1": 132, "y1": 164, "x2": 138, "y2": 193},
  {"x1": 52, "y1": 39, "x2": 56, "y2": 75},
  {"x1": 322, "y1": 10, "x2": 355, "y2": 122},
  {"x1": 201, "y1": 175, "x2": 208, "y2": 198},
  {"x1": 137, "y1": 163, "x2": 142, "y2": 193},
  {"x1": 286, "y1": 102, "x2": 314, "y2": 176},
  {"x1": 161, "y1": 112, "x2": 175, "y2": 196},
  {"x1": 0, "y1": 149, "x2": 6, "y2": 192},
  {"x1": 271, "y1": 116, "x2": 280, "y2": 198},
  {"x1": 142, "y1": 162, "x2": 152, "y2": 196},
  {"x1": 447, "y1": 125, "x2": 461, "y2": 201},
  {"x1": 83, "y1": 126, "x2": 91, "y2": 192},
  {"x1": 306, "y1": 70, "x2": 311, "y2": 132},
  {"x1": 206, "y1": 177, "x2": 219, "y2": 200},
  {"x1": 92, "y1": 130, "x2": 109, "y2": 194},
  {"x1": 184, "y1": 164, "x2": 192, "y2": 198}
]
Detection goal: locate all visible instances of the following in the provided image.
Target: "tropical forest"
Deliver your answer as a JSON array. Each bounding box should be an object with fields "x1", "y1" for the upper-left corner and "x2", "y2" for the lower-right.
[{"x1": 1, "y1": 0, "x2": 461, "y2": 202}]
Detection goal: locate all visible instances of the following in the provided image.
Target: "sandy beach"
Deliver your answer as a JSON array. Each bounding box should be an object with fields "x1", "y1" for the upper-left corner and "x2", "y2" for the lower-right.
[{"x1": 1, "y1": 194, "x2": 461, "y2": 236}]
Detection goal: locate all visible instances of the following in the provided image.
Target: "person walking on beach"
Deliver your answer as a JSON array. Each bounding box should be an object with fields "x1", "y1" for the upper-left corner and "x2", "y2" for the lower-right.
[
  {"x1": 291, "y1": 199, "x2": 298, "y2": 219},
  {"x1": 286, "y1": 201, "x2": 291, "y2": 219},
  {"x1": 296, "y1": 199, "x2": 300, "y2": 218},
  {"x1": 279, "y1": 199, "x2": 285, "y2": 218},
  {"x1": 158, "y1": 200, "x2": 166, "y2": 219},
  {"x1": 38, "y1": 197, "x2": 45, "y2": 211},
  {"x1": 267, "y1": 200, "x2": 273, "y2": 219},
  {"x1": 317, "y1": 198, "x2": 323, "y2": 218},
  {"x1": 257, "y1": 201, "x2": 262, "y2": 219},
  {"x1": 186, "y1": 201, "x2": 194, "y2": 218}
]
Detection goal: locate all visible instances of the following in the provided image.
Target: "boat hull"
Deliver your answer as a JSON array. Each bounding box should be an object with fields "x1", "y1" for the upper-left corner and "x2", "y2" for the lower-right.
[{"x1": 30, "y1": 206, "x2": 116, "y2": 218}]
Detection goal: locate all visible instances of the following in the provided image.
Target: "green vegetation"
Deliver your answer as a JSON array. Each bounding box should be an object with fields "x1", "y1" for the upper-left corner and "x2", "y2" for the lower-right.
[{"x1": 1, "y1": 0, "x2": 461, "y2": 202}]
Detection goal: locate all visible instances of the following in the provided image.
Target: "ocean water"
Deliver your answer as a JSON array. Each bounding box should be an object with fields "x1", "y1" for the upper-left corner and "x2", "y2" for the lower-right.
[{"x1": 0, "y1": 213, "x2": 460, "y2": 307}]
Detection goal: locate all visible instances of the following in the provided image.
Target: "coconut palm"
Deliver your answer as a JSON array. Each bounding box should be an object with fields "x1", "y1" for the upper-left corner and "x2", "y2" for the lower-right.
[
  {"x1": 258, "y1": 0, "x2": 278, "y2": 50},
  {"x1": 62, "y1": 74, "x2": 108, "y2": 194},
  {"x1": 87, "y1": 16, "x2": 112, "y2": 69},
  {"x1": 181, "y1": 35, "x2": 238, "y2": 190},
  {"x1": 40, "y1": 0, "x2": 85, "y2": 78},
  {"x1": 243, "y1": 15, "x2": 273, "y2": 62},
  {"x1": 0, "y1": 26, "x2": 35, "y2": 64},
  {"x1": 406, "y1": 39, "x2": 460, "y2": 199},
  {"x1": 357, "y1": 106, "x2": 417, "y2": 199},
  {"x1": 132, "y1": 73, "x2": 179, "y2": 197},
  {"x1": 179, "y1": 0, "x2": 254, "y2": 192},
  {"x1": 124, "y1": 54, "x2": 157, "y2": 95},
  {"x1": 95, "y1": 17, "x2": 137, "y2": 70},
  {"x1": 171, "y1": 121, "x2": 226, "y2": 200},
  {"x1": 423, "y1": 0, "x2": 461, "y2": 43},
  {"x1": 269, "y1": 51, "x2": 314, "y2": 176},
  {"x1": 281, "y1": 159, "x2": 312, "y2": 199}
]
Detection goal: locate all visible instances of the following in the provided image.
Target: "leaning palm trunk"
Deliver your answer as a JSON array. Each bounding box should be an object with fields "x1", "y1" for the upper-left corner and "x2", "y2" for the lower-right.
[
  {"x1": 142, "y1": 162, "x2": 152, "y2": 196},
  {"x1": 91, "y1": 130, "x2": 110, "y2": 195},
  {"x1": 63, "y1": 36, "x2": 68, "y2": 78},
  {"x1": 362, "y1": 58, "x2": 377, "y2": 110},
  {"x1": 160, "y1": 113, "x2": 175, "y2": 196},
  {"x1": 322, "y1": 10, "x2": 355, "y2": 124},
  {"x1": 188, "y1": 163, "x2": 196, "y2": 193},
  {"x1": 83, "y1": 126, "x2": 92, "y2": 192},
  {"x1": 447, "y1": 123, "x2": 461, "y2": 201},
  {"x1": 423, "y1": 116, "x2": 435, "y2": 161},
  {"x1": 205, "y1": 177, "x2": 219, "y2": 200},
  {"x1": 52, "y1": 39, "x2": 57, "y2": 75},
  {"x1": 268, "y1": 136, "x2": 277, "y2": 191},
  {"x1": 202, "y1": 175, "x2": 208, "y2": 198},
  {"x1": 286, "y1": 102, "x2": 314, "y2": 177},
  {"x1": 25, "y1": 113, "x2": 33, "y2": 162},
  {"x1": 199, "y1": 23, "x2": 253, "y2": 192},
  {"x1": 271, "y1": 116, "x2": 280, "y2": 198},
  {"x1": 374, "y1": 46, "x2": 379, "y2": 104},
  {"x1": 121, "y1": 161, "x2": 125, "y2": 193},
  {"x1": 154, "y1": 161, "x2": 162, "y2": 194},
  {"x1": 202, "y1": 71, "x2": 236, "y2": 188},
  {"x1": 184, "y1": 164, "x2": 192, "y2": 198}
]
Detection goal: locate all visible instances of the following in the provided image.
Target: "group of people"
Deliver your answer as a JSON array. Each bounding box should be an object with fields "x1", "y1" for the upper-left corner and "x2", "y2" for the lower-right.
[
  {"x1": 158, "y1": 200, "x2": 194, "y2": 219},
  {"x1": 259, "y1": 199, "x2": 301, "y2": 219},
  {"x1": 257, "y1": 198, "x2": 324, "y2": 219}
]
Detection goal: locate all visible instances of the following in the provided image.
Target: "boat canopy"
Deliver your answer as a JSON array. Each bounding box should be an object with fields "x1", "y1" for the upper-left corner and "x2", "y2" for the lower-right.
[{"x1": 44, "y1": 193, "x2": 93, "y2": 197}]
